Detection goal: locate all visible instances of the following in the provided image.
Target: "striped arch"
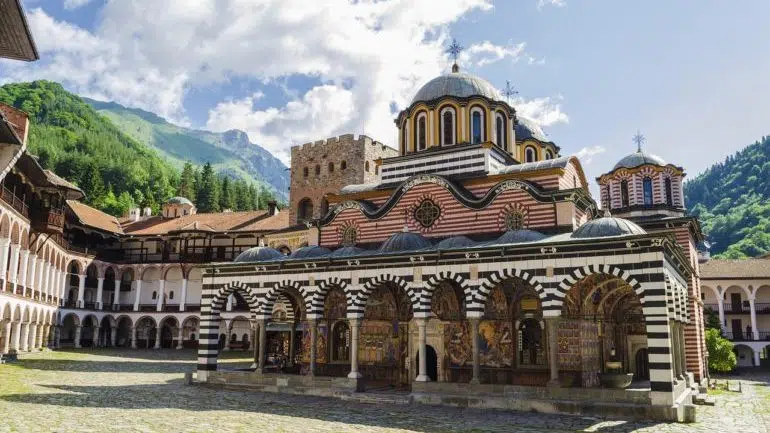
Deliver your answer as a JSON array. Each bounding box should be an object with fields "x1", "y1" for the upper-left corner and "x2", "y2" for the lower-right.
[
  {"x1": 351, "y1": 274, "x2": 419, "y2": 317},
  {"x1": 258, "y1": 280, "x2": 312, "y2": 319},
  {"x1": 210, "y1": 282, "x2": 259, "y2": 317},
  {"x1": 313, "y1": 277, "x2": 352, "y2": 318},
  {"x1": 552, "y1": 264, "x2": 644, "y2": 312},
  {"x1": 474, "y1": 268, "x2": 545, "y2": 316},
  {"x1": 423, "y1": 271, "x2": 471, "y2": 316}
]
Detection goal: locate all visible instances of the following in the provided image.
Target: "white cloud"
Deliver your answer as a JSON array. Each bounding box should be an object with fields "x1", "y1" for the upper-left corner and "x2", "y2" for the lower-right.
[
  {"x1": 460, "y1": 41, "x2": 526, "y2": 67},
  {"x1": 537, "y1": 0, "x2": 566, "y2": 10},
  {"x1": 63, "y1": 0, "x2": 93, "y2": 10},
  {"x1": 515, "y1": 96, "x2": 569, "y2": 127},
  {"x1": 575, "y1": 145, "x2": 606, "y2": 164}
]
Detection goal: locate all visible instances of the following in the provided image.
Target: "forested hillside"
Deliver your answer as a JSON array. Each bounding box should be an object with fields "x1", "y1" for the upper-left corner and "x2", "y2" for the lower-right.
[
  {"x1": 0, "y1": 81, "x2": 275, "y2": 217},
  {"x1": 685, "y1": 136, "x2": 770, "y2": 258}
]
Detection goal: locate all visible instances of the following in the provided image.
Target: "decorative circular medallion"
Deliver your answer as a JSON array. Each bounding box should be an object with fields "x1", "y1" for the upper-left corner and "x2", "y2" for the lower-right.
[
  {"x1": 341, "y1": 225, "x2": 358, "y2": 247},
  {"x1": 414, "y1": 199, "x2": 441, "y2": 228},
  {"x1": 504, "y1": 209, "x2": 525, "y2": 230}
]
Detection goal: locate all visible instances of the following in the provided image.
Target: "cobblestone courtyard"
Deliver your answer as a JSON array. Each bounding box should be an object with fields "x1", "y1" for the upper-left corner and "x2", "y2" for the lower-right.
[{"x1": 1, "y1": 350, "x2": 769, "y2": 433}]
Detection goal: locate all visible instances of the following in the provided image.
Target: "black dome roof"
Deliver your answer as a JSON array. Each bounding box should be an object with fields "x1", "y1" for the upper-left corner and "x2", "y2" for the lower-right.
[
  {"x1": 436, "y1": 235, "x2": 477, "y2": 249},
  {"x1": 289, "y1": 245, "x2": 332, "y2": 259},
  {"x1": 572, "y1": 217, "x2": 646, "y2": 239},
  {"x1": 493, "y1": 229, "x2": 547, "y2": 244},
  {"x1": 233, "y1": 246, "x2": 284, "y2": 263},
  {"x1": 378, "y1": 230, "x2": 432, "y2": 253},
  {"x1": 330, "y1": 246, "x2": 367, "y2": 258}
]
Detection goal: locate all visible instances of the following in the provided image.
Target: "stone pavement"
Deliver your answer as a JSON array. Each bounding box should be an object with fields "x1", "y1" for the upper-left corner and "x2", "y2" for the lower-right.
[{"x1": 0, "y1": 349, "x2": 768, "y2": 433}]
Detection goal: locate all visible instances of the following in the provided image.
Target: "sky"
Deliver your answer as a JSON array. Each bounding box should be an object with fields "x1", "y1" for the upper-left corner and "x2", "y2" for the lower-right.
[{"x1": 3, "y1": 0, "x2": 770, "y2": 198}]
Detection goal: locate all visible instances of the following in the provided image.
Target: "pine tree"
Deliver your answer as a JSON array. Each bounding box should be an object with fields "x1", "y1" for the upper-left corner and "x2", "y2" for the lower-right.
[
  {"x1": 85, "y1": 163, "x2": 105, "y2": 207},
  {"x1": 196, "y1": 162, "x2": 220, "y2": 213},
  {"x1": 234, "y1": 180, "x2": 249, "y2": 211},
  {"x1": 220, "y1": 176, "x2": 235, "y2": 211},
  {"x1": 177, "y1": 161, "x2": 196, "y2": 199}
]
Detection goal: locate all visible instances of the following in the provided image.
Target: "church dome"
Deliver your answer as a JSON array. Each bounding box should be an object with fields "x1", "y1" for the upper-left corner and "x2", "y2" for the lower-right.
[
  {"x1": 572, "y1": 217, "x2": 646, "y2": 239},
  {"x1": 289, "y1": 245, "x2": 332, "y2": 259},
  {"x1": 166, "y1": 196, "x2": 194, "y2": 206},
  {"x1": 493, "y1": 229, "x2": 548, "y2": 244},
  {"x1": 411, "y1": 70, "x2": 502, "y2": 105},
  {"x1": 515, "y1": 117, "x2": 549, "y2": 142},
  {"x1": 330, "y1": 246, "x2": 367, "y2": 258},
  {"x1": 378, "y1": 230, "x2": 432, "y2": 253},
  {"x1": 613, "y1": 151, "x2": 666, "y2": 170},
  {"x1": 234, "y1": 246, "x2": 284, "y2": 263},
  {"x1": 436, "y1": 235, "x2": 477, "y2": 249}
]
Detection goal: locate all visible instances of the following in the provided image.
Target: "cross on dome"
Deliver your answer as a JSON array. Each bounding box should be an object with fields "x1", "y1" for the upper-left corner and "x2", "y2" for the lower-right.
[
  {"x1": 447, "y1": 38, "x2": 463, "y2": 73},
  {"x1": 503, "y1": 80, "x2": 518, "y2": 103},
  {"x1": 632, "y1": 130, "x2": 646, "y2": 152}
]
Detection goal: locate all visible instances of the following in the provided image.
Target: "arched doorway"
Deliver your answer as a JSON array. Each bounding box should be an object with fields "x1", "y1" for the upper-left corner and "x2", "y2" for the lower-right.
[
  {"x1": 425, "y1": 345, "x2": 438, "y2": 382},
  {"x1": 362, "y1": 282, "x2": 413, "y2": 389},
  {"x1": 635, "y1": 348, "x2": 650, "y2": 380}
]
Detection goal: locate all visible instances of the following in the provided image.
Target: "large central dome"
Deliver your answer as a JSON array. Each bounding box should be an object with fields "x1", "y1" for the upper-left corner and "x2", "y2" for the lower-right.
[{"x1": 411, "y1": 70, "x2": 502, "y2": 105}]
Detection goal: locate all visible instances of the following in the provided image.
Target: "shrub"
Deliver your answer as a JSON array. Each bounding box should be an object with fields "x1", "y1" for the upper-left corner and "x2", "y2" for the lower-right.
[{"x1": 705, "y1": 328, "x2": 737, "y2": 373}]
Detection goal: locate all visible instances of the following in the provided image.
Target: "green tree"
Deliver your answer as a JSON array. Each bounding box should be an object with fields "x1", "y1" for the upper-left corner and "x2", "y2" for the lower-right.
[
  {"x1": 85, "y1": 163, "x2": 105, "y2": 207},
  {"x1": 196, "y1": 162, "x2": 219, "y2": 213},
  {"x1": 220, "y1": 176, "x2": 235, "y2": 211},
  {"x1": 705, "y1": 309, "x2": 722, "y2": 331},
  {"x1": 705, "y1": 328, "x2": 737, "y2": 373},
  {"x1": 177, "y1": 162, "x2": 196, "y2": 199}
]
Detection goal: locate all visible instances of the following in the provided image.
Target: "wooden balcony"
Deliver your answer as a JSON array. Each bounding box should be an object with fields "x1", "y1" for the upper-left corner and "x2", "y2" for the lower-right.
[
  {"x1": 0, "y1": 186, "x2": 28, "y2": 217},
  {"x1": 30, "y1": 207, "x2": 65, "y2": 234}
]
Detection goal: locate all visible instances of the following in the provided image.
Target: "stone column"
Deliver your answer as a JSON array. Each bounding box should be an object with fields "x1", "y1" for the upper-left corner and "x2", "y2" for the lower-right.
[
  {"x1": 3, "y1": 321, "x2": 12, "y2": 353},
  {"x1": 287, "y1": 321, "x2": 296, "y2": 367},
  {"x1": 20, "y1": 322, "x2": 30, "y2": 351},
  {"x1": 415, "y1": 317, "x2": 429, "y2": 382},
  {"x1": 12, "y1": 321, "x2": 22, "y2": 351},
  {"x1": 256, "y1": 319, "x2": 267, "y2": 373},
  {"x1": 469, "y1": 317, "x2": 480, "y2": 384},
  {"x1": 309, "y1": 319, "x2": 318, "y2": 376},
  {"x1": 77, "y1": 275, "x2": 86, "y2": 308},
  {"x1": 28, "y1": 323, "x2": 37, "y2": 350},
  {"x1": 17, "y1": 249, "x2": 29, "y2": 295},
  {"x1": 41, "y1": 263, "x2": 51, "y2": 300},
  {"x1": 251, "y1": 322, "x2": 259, "y2": 369},
  {"x1": 156, "y1": 279, "x2": 165, "y2": 312},
  {"x1": 96, "y1": 277, "x2": 105, "y2": 310},
  {"x1": 113, "y1": 279, "x2": 121, "y2": 310},
  {"x1": 111, "y1": 326, "x2": 118, "y2": 347},
  {"x1": 34, "y1": 257, "x2": 44, "y2": 298},
  {"x1": 546, "y1": 317, "x2": 560, "y2": 387},
  {"x1": 347, "y1": 318, "x2": 362, "y2": 379},
  {"x1": 46, "y1": 264, "x2": 55, "y2": 302},
  {"x1": 94, "y1": 326, "x2": 101, "y2": 348},
  {"x1": 54, "y1": 325, "x2": 61, "y2": 348},
  {"x1": 154, "y1": 325, "x2": 162, "y2": 349},
  {"x1": 133, "y1": 280, "x2": 142, "y2": 311},
  {"x1": 226, "y1": 294, "x2": 233, "y2": 312},
  {"x1": 74, "y1": 325, "x2": 82, "y2": 348},
  {"x1": 7, "y1": 244, "x2": 19, "y2": 292},
  {"x1": 176, "y1": 326, "x2": 184, "y2": 349},
  {"x1": 130, "y1": 326, "x2": 137, "y2": 349},
  {"x1": 179, "y1": 278, "x2": 188, "y2": 312},
  {"x1": 717, "y1": 295, "x2": 726, "y2": 333},
  {"x1": 0, "y1": 238, "x2": 10, "y2": 289},
  {"x1": 58, "y1": 270, "x2": 67, "y2": 304},
  {"x1": 749, "y1": 298, "x2": 759, "y2": 340},
  {"x1": 26, "y1": 254, "x2": 36, "y2": 294}
]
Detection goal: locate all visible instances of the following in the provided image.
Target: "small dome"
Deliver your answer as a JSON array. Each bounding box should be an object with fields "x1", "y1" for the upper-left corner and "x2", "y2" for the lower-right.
[
  {"x1": 166, "y1": 196, "x2": 194, "y2": 206},
  {"x1": 234, "y1": 246, "x2": 284, "y2": 263},
  {"x1": 515, "y1": 117, "x2": 549, "y2": 142},
  {"x1": 289, "y1": 245, "x2": 332, "y2": 259},
  {"x1": 494, "y1": 229, "x2": 547, "y2": 244},
  {"x1": 378, "y1": 230, "x2": 433, "y2": 253},
  {"x1": 436, "y1": 235, "x2": 477, "y2": 249},
  {"x1": 613, "y1": 151, "x2": 666, "y2": 170},
  {"x1": 330, "y1": 246, "x2": 367, "y2": 258},
  {"x1": 572, "y1": 217, "x2": 646, "y2": 239},
  {"x1": 411, "y1": 71, "x2": 502, "y2": 105}
]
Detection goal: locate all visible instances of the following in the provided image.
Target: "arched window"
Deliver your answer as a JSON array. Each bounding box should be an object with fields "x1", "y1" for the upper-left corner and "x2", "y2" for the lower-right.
[
  {"x1": 315, "y1": 164, "x2": 321, "y2": 176},
  {"x1": 319, "y1": 198, "x2": 329, "y2": 217},
  {"x1": 341, "y1": 160, "x2": 347, "y2": 170},
  {"x1": 375, "y1": 165, "x2": 379, "y2": 175},
  {"x1": 525, "y1": 146, "x2": 537, "y2": 163},
  {"x1": 665, "y1": 177, "x2": 673, "y2": 206},
  {"x1": 545, "y1": 150, "x2": 554, "y2": 160},
  {"x1": 364, "y1": 161, "x2": 370, "y2": 172},
  {"x1": 518, "y1": 317, "x2": 545, "y2": 366},
  {"x1": 328, "y1": 162, "x2": 334, "y2": 173},
  {"x1": 401, "y1": 120, "x2": 408, "y2": 154},
  {"x1": 297, "y1": 198, "x2": 313, "y2": 222},
  {"x1": 620, "y1": 180, "x2": 629, "y2": 207},
  {"x1": 152, "y1": 291, "x2": 157, "y2": 300},
  {"x1": 302, "y1": 167, "x2": 308, "y2": 178},
  {"x1": 440, "y1": 107, "x2": 456, "y2": 145},
  {"x1": 331, "y1": 321, "x2": 350, "y2": 362},
  {"x1": 416, "y1": 112, "x2": 427, "y2": 151},
  {"x1": 471, "y1": 108, "x2": 484, "y2": 144},
  {"x1": 643, "y1": 177, "x2": 653, "y2": 206},
  {"x1": 495, "y1": 112, "x2": 505, "y2": 148},
  {"x1": 169, "y1": 291, "x2": 174, "y2": 300}
]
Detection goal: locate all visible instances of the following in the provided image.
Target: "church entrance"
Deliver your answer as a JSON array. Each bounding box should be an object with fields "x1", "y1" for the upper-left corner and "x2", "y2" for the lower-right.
[
  {"x1": 425, "y1": 345, "x2": 438, "y2": 382},
  {"x1": 635, "y1": 348, "x2": 650, "y2": 381}
]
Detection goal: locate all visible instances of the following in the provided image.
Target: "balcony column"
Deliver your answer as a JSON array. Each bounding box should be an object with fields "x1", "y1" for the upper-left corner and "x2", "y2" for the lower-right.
[
  {"x1": 2, "y1": 321, "x2": 11, "y2": 353},
  {"x1": 76, "y1": 274, "x2": 86, "y2": 308},
  {"x1": 0, "y1": 237, "x2": 10, "y2": 289},
  {"x1": 133, "y1": 280, "x2": 142, "y2": 312},
  {"x1": 54, "y1": 325, "x2": 61, "y2": 348},
  {"x1": 347, "y1": 318, "x2": 362, "y2": 379},
  {"x1": 110, "y1": 326, "x2": 118, "y2": 347},
  {"x1": 7, "y1": 243, "x2": 19, "y2": 291},
  {"x1": 717, "y1": 295, "x2": 726, "y2": 333},
  {"x1": 12, "y1": 321, "x2": 22, "y2": 351},
  {"x1": 415, "y1": 317, "x2": 430, "y2": 382},
  {"x1": 17, "y1": 249, "x2": 29, "y2": 296},
  {"x1": 25, "y1": 253, "x2": 36, "y2": 293},
  {"x1": 74, "y1": 325, "x2": 82, "y2": 348},
  {"x1": 28, "y1": 323, "x2": 37, "y2": 350},
  {"x1": 21, "y1": 322, "x2": 30, "y2": 351},
  {"x1": 41, "y1": 263, "x2": 51, "y2": 300},
  {"x1": 156, "y1": 279, "x2": 165, "y2": 312},
  {"x1": 130, "y1": 326, "x2": 137, "y2": 349},
  {"x1": 96, "y1": 277, "x2": 105, "y2": 310},
  {"x1": 154, "y1": 325, "x2": 162, "y2": 349},
  {"x1": 47, "y1": 264, "x2": 56, "y2": 303},
  {"x1": 749, "y1": 297, "x2": 759, "y2": 341},
  {"x1": 57, "y1": 270, "x2": 66, "y2": 304},
  {"x1": 113, "y1": 279, "x2": 121, "y2": 310},
  {"x1": 176, "y1": 325, "x2": 184, "y2": 349},
  {"x1": 179, "y1": 278, "x2": 188, "y2": 312},
  {"x1": 34, "y1": 257, "x2": 44, "y2": 297}
]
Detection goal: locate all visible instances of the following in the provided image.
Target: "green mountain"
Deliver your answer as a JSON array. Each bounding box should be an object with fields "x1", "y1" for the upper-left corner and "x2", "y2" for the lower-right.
[
  {"x1": 0, "y1": 80, "x2": 275, "y2": 216},
  {"x1": 84, "y1": 98, "x2": 289, "y2": 200},
  {"x1": 685, "y1": 136, "x2": 770, "y2": 258}
]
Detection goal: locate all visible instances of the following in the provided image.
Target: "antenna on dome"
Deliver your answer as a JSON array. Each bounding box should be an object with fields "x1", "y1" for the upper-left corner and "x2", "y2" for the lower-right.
[
  {"x1": 503, "y1": 80, "x2": 518, "y2": 104},
  {"x1": 447, "y1": 38, "x2": 463, "y2": 73},
  {"x1": 632, "y1": 130, "x2": 645, "y2": 152}
]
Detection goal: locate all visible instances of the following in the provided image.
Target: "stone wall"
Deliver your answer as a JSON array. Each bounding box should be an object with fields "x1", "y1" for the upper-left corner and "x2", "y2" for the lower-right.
[{"x1": 289, "y1": 134, "x2": 397, "y2": 225}]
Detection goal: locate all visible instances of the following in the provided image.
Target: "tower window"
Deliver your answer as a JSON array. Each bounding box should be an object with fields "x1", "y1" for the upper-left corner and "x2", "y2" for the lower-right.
[
  {"x1": 665, "y1": 177, "x2": 673, "y2": 206},
  {"x1": 341, "y1": 160, "x2": 347, "y2": 170},
  {"x1": 545, "y1": 150, "x2": 554, "y2": 160},
  {"x1": 416, "y1": 113, "x2": 427, "y2": 151},
  {"x1": 643, "y1": 177, "x2": 653, "y2": 206},
  {"x1": 365, "y1": 161, "x2": 370, "y2": 172},
  {"x1": 525, "y1": 146, "x2": 537, "y2": 163},
  {"x1": 303, "y1": 167, "x2": 309, "y2": 178},
  {"x1": 495, "y1": 113, "x2": 505, "y2": 148},
  {"x1": 620, "y1": 180, "x2": 629, "y2": 207},
  {"x1": 328, "y1": 162, "x2": 334, "y2": 173},
  {"x1": 441, "y1": 107, "x2": 456, "y2": 145},
  {"x1": 315, "y1": 165, "x2": 321, "y2": 176},
  {"x1": 471, "y1": 109, "x2": 484, "y2": 144},
  {"x1": 298, "y1": 198, "x2": 314, "y2": 221},
  {"x1": 401, "y1": 121, "x2": 408, "y2": 154}
]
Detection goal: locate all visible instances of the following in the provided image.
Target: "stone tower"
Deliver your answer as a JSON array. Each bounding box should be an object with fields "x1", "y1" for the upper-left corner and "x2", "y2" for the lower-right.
[{"x1": 289, "y1": 134, "x2": 398, "y2": 226}]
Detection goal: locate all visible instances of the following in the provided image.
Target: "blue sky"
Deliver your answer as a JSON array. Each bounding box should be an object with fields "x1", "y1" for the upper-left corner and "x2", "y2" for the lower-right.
[{"x1": 3, "y1": 0, "x2": 770, "y2": 194}]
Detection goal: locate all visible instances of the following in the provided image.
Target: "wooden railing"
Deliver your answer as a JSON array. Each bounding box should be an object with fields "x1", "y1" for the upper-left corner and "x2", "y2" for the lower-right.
[{"x1": 0, "y1": 186, "x2": 28, "y2": 217}]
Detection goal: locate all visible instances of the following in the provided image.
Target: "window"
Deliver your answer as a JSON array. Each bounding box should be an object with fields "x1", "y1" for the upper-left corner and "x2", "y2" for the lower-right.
[
  {"x1": 365, "y1": 161, "x2": 370, "y2": 172},
  {"x1": 169, "y1": 291, "x2": 174, "y2": 300},
  {"x1": 303, "y1": 167, "x2": 309, "y2": 177},
  {"x1": 152, "y1": 291, "x2": 157, "y2": 300},
  {"x1": 620, "y1": 180, "x2": 629, "y2": 207},
  {"x1": 495, "y1": 113, "x2": 505, "y2": 148},
  {"x1": 665, "y1": 177, "x2": 673, "y2": 206},
  {"x1": 320, "y1": 198, "x2": 329, "y2": 217},
  {"x1": 471, "y1": 109, "x2": 484, "y2": 144},
  {"x1": 414, "y1": 199, "x2": 441, "y2": 228},
  {"x1": 315, "y1": 164, "x2": 321, "y2": 176},
  {"x1": 375, "y1": 165, "x2": 379, "y2": 175},
  {"x1": 525, "y1": 146, "x2": 536, "y2": 163},
  {"x1": 341, "y1": 226, "x2": 358, "y2": 247},
  {"x1": 504, "y1": 209, "x2": 525, "y2": 231},
  {"x1": 440, "y1": 107, "x2": 455, "y2": 145},
  {"x1": 401, "y1": 121, "x2": 408, "y2": 154},
  {"x1": 341, "y1": 160, "x2": 347, "y2": 170},
  {"x1": 416, "y1": 113, "x2": 427, "y2": 150},
  {"x1": 328, "y1": 162, "x2": 334, "y2": 173},
  {"x1": 298, "y1": 198, "x2": 314, "y2": 221},
  {"x1": 545, "y1": 150, "x2": 554, "y2": 160},
  {"x1": 643, "y1": 177, "x2": 653, "y2": 206}
]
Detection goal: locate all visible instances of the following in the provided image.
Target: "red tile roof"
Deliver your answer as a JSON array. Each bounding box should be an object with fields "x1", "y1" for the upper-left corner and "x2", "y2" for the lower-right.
[
  {"x1": 120, "y1": 210, "x2": 289, "y2": 236},
  {"x1": 67, "y1": 200, "x2": 124, "y2": 235},
  {"x1": 700, "y1": 258, "x2": 770, "y2": 279}
]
